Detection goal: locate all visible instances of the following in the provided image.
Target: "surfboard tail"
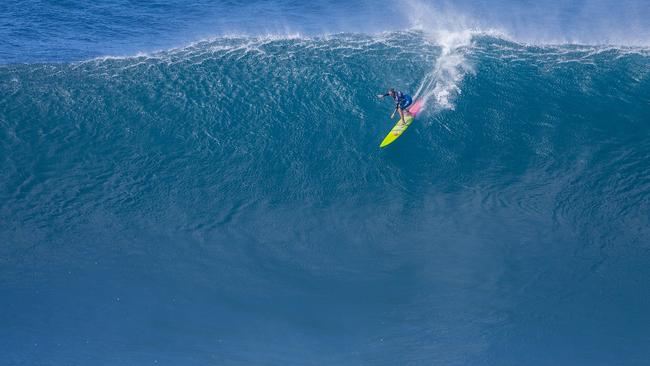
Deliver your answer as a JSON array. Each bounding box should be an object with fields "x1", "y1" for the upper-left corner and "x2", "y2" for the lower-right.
[{"x1": 407, "y1": 99, "x2": 424, "y2": 117}]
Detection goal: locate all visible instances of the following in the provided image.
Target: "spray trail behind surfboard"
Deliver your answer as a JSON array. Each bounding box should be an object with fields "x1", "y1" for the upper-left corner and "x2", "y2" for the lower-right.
[
  {"x1": 403, "y1": 0, "x2": 477, "y2": 114},
  {"x1": 413, "y1": 29, "x2": 475, "y2": 114}
]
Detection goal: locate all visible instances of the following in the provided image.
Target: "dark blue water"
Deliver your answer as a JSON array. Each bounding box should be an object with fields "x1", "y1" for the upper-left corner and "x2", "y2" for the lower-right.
[{"x1": 2, "y1": 1, "x2": 650, "y2": 365}]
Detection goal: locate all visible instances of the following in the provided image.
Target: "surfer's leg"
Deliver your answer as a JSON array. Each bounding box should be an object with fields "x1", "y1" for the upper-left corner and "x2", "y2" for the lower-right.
[
  {"x1": 399, "y1": 97, "x2": 413, "y2": 119},
  {"x1": 399, "y1": 107, "x2": 406, "y2": 125},
  {"x1": 402, "y1": 96, "x2": 413, "y2": 113}
]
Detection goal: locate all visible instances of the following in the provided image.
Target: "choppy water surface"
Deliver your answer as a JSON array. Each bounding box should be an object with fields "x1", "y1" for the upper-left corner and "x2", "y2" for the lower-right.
[{"x1": 2, "y1": 1, "x2": 650, "y2": 365}]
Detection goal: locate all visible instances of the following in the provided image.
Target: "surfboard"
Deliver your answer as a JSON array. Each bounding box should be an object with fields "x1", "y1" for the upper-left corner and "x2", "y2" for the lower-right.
[{"x1": 379, "y1": 99, "x2": 424, "y2": 148}]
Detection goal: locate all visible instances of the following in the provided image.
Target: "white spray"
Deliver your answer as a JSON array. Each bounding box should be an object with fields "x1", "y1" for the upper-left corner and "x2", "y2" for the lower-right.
[{"x1": 404, "y1": 1, "x2": 476, "y2": 112}]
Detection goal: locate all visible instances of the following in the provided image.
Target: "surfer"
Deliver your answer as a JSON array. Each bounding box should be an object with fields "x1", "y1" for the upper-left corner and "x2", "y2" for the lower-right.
[{"x1": 378, "y1": 88, "x2": 413, "y2": 125}]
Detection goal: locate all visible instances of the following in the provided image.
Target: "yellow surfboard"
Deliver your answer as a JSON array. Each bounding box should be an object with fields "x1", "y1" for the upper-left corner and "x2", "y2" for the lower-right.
[{"x1": 379, "y1": 99, "x2": 423, "y2": 148}]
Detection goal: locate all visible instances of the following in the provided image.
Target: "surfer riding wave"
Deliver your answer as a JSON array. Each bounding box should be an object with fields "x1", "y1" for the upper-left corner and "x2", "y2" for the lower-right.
[{"x1": 378, "y1": 88, "x2": 413, "y2": 124}]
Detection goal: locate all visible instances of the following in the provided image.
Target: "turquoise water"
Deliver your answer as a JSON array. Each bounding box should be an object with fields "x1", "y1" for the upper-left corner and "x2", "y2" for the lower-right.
[{"x1": 2, "y1": 2, "x2": 650, "y2": 365}]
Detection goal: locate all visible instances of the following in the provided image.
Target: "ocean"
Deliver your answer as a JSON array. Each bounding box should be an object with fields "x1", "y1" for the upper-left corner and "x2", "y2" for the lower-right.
[{"x1": 1, "y1": 1, "x2": 650, "y2": 365}]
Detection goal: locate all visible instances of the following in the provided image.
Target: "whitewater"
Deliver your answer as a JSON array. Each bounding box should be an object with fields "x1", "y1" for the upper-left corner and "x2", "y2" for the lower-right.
[{"x1": 2, "y1": 1, "x2": 650, "y2": 365}]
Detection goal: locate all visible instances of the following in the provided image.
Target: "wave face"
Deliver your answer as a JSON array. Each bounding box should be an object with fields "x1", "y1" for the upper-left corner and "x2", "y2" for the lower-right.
[{"x1": 2, "y1": 32, "x2": 650, "y2": 365}]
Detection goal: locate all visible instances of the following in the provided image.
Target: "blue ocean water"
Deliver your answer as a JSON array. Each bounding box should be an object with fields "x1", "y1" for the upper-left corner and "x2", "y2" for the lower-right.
[{"x1": 2, "y1": 1, "x2": 650, "y2": 365}]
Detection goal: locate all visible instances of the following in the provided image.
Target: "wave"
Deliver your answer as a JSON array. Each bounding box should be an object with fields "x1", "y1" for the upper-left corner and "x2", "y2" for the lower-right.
[
  {"x1": 2, "y1": 26, "x2": 650, "y2": 365},
  {"x1": 2, "y1": 30, "x2": 648, "y2": 212},
  {"x1": 32, "y1": 29, "x2": 644, "y2": 117}
]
